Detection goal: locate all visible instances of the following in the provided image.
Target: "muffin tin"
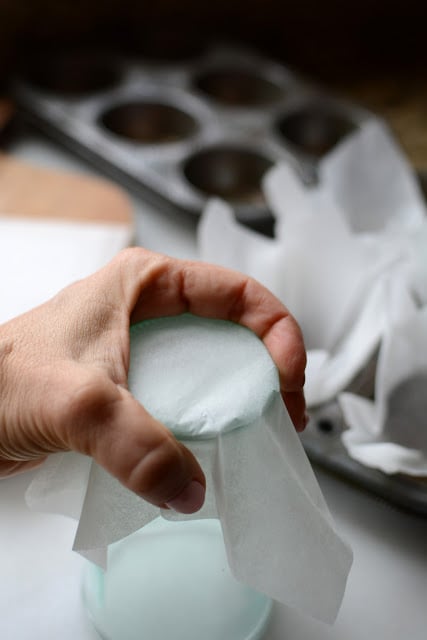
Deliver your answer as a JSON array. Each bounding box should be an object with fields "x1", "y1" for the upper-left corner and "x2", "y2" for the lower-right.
[
  {"x1": 14, "y1": 45, "x2": 370, "y2": 233},
  {"x1": 301, "y1": 403, "x2": 427, "y2": 516},
  {"x1": 13, "y1": 45, "x2": 427, "y2": 515}
]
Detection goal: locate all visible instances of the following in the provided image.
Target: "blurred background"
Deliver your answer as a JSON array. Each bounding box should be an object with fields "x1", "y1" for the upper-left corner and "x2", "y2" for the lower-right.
[
  {"x1": 1, "y1": 7, "x2": 427, "y2": 640},
  {"x1": 0, "y1": 0, "x2": 426, "y2": 170}
]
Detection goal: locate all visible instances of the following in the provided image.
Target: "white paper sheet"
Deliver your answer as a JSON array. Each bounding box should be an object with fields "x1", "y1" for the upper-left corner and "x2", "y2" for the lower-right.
[
  {"x1": 198, "y1": 120, "x2": 427, "y2": 475},
  {"x1": 0, "y1": 215, "x2": 133, "y2": 323},
  {"x1": 27, "y1": 314, "x2": 353, "y2": 624},
  {"x1": 340, "y1": 290, "x2": 427, "y2": 475}
]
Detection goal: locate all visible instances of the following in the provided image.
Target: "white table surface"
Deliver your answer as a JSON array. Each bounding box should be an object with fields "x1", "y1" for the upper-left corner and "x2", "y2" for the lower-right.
[{"x1": 1, "y1": 135, "x2": 426, "y2": 640}]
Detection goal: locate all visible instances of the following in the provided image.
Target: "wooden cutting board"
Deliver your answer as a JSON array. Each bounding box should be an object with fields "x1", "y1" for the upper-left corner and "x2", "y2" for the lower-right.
[
  {"x1": 0, "y1": 98, "x2": 134, "y2": 228},
  {"x1": 0, "y1": 152, "x2": 134, "y2": 226}
]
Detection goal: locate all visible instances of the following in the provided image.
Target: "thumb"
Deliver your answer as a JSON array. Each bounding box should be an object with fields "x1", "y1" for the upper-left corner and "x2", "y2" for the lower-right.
[{"x1": 84, "y1": 387, "x2": 206, "y2": 514}]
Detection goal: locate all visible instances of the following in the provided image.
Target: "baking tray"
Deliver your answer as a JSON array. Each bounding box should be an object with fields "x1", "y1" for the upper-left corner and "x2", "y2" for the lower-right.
[
  {"x1": 13, "y1": 45, "x2": 427, "y2": 515},
  {"x1": 13, "y1": 45, "x2": 370, "y2": 234},
  {"x1": 301, "y1": 403, "x2": 427, "y2": 517}
]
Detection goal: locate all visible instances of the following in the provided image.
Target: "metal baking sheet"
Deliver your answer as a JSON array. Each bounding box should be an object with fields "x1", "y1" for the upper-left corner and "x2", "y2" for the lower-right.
[{"x1": 301, "y1": 403, "x2": 427, "y2": 516}]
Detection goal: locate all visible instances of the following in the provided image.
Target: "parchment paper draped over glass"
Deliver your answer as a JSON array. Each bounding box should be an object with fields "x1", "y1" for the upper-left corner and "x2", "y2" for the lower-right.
[{"x1": 27, "y1": 314, "x2": 353, "y2": 624}]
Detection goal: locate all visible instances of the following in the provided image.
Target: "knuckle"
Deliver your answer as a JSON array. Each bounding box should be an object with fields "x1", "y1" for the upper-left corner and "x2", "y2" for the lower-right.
[
  {"x1": 115, "y1": 246, "x2": 142, "y2": 264},
  {"x1": 52, "y1": 372, "x2": 119, "y2": 451},
  {"x1": 113, "y1": 246, "x2": 155, "y2": 271}
]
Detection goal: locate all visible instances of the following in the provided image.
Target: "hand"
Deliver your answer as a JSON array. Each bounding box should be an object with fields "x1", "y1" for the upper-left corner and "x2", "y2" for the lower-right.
[{"x1": 0, "y1": 248, "x2": 306, "y2": 513}]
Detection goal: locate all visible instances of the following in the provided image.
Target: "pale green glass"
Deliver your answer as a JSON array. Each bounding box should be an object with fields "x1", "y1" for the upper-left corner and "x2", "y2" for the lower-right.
[
  {"x1": 82, "y1": 517, "x2": 272, "y2": 640},
  {"x1": 83, "y1": 315, "x2": 274, "y2": 639}
]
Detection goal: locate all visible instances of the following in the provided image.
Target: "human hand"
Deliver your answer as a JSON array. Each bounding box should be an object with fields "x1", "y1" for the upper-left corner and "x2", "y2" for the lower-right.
[{"x1": 0, "y1": 248, "x2": 306, "y2": 513}]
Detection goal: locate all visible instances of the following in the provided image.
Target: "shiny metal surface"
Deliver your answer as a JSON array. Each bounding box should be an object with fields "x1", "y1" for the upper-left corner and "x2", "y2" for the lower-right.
[{"x1": 14, "y1": 45, "x2": 370, "y2": 231}]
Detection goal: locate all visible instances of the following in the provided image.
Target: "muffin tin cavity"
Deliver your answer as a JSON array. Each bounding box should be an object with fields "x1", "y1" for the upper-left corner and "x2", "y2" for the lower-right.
[
  {"x1": 193, "y1": 68, "x2": 283, "y2": 107},
  {"x1": 276, "y1": 103, "x2": 357, "y2": 158},
  {"x1": 15, "y1": 45, "x2": 370, "y2": 232},
  {"x1": 183, "y1": 146, "x2": 272, "y2": 204},
  {"x1": 99, "y1": 101, "x2": 198, "y2": 144}
]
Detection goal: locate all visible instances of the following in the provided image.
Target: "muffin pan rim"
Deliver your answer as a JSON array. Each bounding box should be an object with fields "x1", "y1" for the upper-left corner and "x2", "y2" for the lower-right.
[{"x1": 14, "y1": 44, "x2": 372, "y2": 222}]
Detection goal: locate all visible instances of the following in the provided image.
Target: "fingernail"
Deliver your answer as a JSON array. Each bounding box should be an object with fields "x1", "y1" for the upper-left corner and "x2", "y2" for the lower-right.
[{"x1": 166, "y1": 480, "x2": 205, "y2": 514}]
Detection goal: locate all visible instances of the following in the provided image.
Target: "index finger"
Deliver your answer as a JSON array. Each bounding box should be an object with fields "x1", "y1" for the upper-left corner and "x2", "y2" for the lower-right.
[{"x1": 114, "y1": 248, "x2": 307, "y2": 430}]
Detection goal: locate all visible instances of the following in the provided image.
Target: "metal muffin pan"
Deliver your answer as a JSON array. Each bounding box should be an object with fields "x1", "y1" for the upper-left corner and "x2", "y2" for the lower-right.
[
  {"x1": 15, "y1": 46, "x2": 427, "y2": 514},
  {"x1": 302, "y1": 347, "x2": 427, "y2": 516},
  {"x1": 301, "y1": 403, "x2": 427, "y2": 517},
  {"x1": 14, "y1": 45, "x2": 371, "y2": 231}
]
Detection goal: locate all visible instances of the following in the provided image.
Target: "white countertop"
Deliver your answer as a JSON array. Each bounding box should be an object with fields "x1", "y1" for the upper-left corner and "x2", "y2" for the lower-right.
[{"x1": 1, "y1": 135, "x2": 426, "y2": 640}]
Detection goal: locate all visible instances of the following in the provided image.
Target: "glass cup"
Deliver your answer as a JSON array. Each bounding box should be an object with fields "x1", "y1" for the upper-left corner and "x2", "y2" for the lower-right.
[{"x1": 82, "y1": 516, "x2": 272, "y2": 640}]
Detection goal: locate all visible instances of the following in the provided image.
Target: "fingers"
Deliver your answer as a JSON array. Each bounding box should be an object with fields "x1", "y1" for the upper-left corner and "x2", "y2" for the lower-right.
[
  {"x1": 282, "y1": 391, "x2": 308, "y2": 433},
  {"x1": 95, "y1": 391, "x2": 206, "y2": 513},
  {"x1": 58, "y1": 373, "x2": 206, "y2": 513},
  {"x1": 0, "y1": 458, "x2": 47, "y2": 478},
  {"x1": 104, "y1": 248, "x2": 307, "y2": 429},
  {"x1": 258, "y1": 313, "x2": 307, "y2": 431}
]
